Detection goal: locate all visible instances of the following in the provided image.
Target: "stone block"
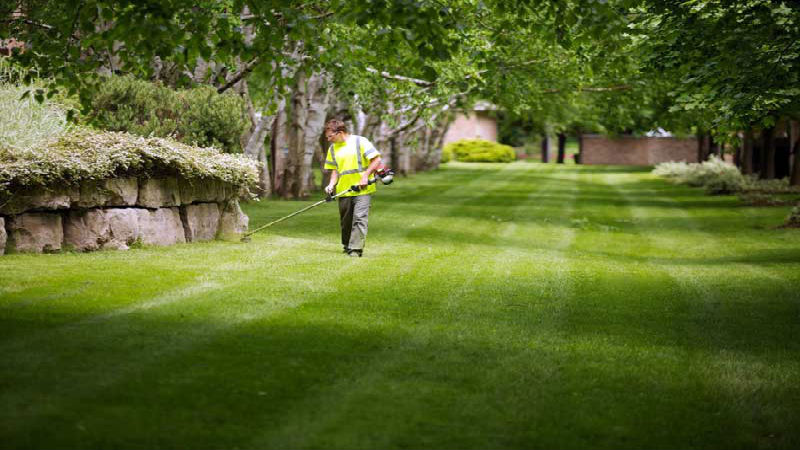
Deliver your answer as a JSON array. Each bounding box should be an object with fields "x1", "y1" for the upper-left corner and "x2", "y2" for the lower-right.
[
  {"x1": 180, "y1": 203, "x2": 221, "y2": 242},
  {"x1": 6, "y1": 212, "x2": 63, "y2": 253},
  {"x1": 137, "y1": 178, "x2": 181, "y2": 208},
  {"x1": 1, "y1": 186, "x2": 77, "y2": 215},
  {"x1": 104, "y1": 209, "x2": 141, "y2": 249},
  {"x1": 77, "y1": 178, "x2": 138, "y2": 208},
  {"x1": 217, "y1": 200, "x2": 248, "y2": 240},
  {"x1": 63, "y1": 208, "x2": 142, "y2": 251},
  {"x1": 178, "y1": 178, "x2": 236, "y2": 204},
  {"x1": 64, "y1": 209, "x2": 108, "y2": 252},
  {"x1": 138, "y1": 207, "x2": 186, "y2": 246},
  {"x1": 0, "y1": 217, "x2": 6, "y2": 255}
]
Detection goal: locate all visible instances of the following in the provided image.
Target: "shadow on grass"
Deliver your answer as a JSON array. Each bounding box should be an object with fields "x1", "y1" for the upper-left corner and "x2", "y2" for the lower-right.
[{"x1": 2, "y1": 269, "x2": 799, "y2": 449}]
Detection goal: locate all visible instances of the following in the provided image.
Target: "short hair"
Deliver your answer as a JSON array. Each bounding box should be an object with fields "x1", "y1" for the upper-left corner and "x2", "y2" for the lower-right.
[{"x1": 325, "y1": 119, "x2": 347, "y2": 134}]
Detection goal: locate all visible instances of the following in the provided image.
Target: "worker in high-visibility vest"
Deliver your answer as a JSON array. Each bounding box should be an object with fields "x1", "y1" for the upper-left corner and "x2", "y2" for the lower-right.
[{"x1": 323, "y1": 119, "x2": 383, "y2": 257}]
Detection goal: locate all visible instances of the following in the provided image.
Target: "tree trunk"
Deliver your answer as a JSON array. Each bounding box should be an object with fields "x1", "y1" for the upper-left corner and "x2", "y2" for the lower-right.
[
  {"x1": 298, "y1": 72, "x2": 331, "y2": 197},
  {"x1": 697, "y1": 132, "x2": 711, "y2": 161},
  {"x1": 243, "y1": 112, "x2": 274, "y2": 197},
  {"x1": 761, "y1": 127, "x2": 776, "y2": 179},
  {"x1": 791, "y1": 120, "x2": 800, "y2": 186},
  {"x1": 742, "y1": 129, "x2": 754, "y2": 175},
  {"x1": 390, "y1": 137, "x2": 400, "y2": 173},
  {"x1": 271, "y1": 99, "x2": 289, "y2": 196},
  {"x1": 556, "y1": 132, "x2": 566, "y2": 164},
  {"x1": 541, "y1": 135, "x2": 550, "y2": 163}
]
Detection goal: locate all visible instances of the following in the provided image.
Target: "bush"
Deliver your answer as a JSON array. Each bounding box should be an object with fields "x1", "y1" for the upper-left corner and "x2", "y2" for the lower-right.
[
  {"x1": 0, "y1": 84, "x2": 69, "y2": 152},
  {"x1": 441, "y1": 144, "x2": 454, "y2": 163},
  {"x1": 0, "y1": 128, "x2": 259, "y2": 197},
  {"x1": 443, "y1": 139, "x2": 516, "y2": 163},
  {"x1": 88, "y1": 75, "x2": 249, "y2": 153},
  {"x1": 653, "y1": 156, "x2": 745, "y2": 194},
  {"x1": 785, "y1": 205, "x2": 800, "y2": 228}
]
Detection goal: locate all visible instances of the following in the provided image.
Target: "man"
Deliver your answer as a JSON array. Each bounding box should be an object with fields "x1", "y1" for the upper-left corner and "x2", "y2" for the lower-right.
[{"x1": 323, "y1": 119, "x2": 383, "y2": 257}]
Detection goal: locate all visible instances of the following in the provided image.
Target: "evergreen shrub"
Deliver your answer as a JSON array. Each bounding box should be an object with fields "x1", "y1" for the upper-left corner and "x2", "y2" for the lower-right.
[
  {"x1": 88, "y1": 75, "x2": 249, "y2": 153},
  {"x1": 443, "y1": 139, "x2": 516, "y2": 163}
]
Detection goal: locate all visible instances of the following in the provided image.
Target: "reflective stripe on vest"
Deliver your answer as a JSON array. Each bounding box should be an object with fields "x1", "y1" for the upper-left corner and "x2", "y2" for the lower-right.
[{"x1": 328, "y1": 144, "x2": 337, "y2": 167}]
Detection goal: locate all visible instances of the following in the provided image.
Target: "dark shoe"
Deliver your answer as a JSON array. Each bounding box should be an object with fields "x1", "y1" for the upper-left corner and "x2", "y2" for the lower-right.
[
  {"x1": 342, "y1": 247, "x2": 350, "y2": 254},
  {"x1": 347, "y1": 250, "x2": 362, "y2": 257}
]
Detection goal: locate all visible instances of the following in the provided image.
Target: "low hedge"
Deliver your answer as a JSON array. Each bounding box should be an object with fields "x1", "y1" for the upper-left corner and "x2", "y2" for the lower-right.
[
  {"x1": 442, "y1": 139, "x2": 516, "y2": 163},
  {"x1": 87, "y1": 75, "x2": 249, "y2": 153},
  {"x1": 0, "y1": 128, "x2": 259, "y2": 198}
]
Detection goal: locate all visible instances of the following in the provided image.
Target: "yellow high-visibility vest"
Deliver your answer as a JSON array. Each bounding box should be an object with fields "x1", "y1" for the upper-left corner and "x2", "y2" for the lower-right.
[{"x1": 324, "y1": 135, "x2": 380, "y2": 197}]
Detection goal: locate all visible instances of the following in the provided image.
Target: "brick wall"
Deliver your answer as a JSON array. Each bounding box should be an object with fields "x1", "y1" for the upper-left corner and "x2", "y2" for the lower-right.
[
  {"x1": 442, "y1": 111, "x2": 498, "y2": 145},
  {"x1": 580, "y1": 134, "x2": 699, "y2": 165}
]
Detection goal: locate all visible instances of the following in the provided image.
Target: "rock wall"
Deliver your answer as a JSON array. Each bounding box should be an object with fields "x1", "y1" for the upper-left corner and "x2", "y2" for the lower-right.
[
  {"x1": 580, "y1": 135, "x2": 699, "y2": 165},
  {"x1": 0, "y1": 176, "x2": 248, "y2": 254}
]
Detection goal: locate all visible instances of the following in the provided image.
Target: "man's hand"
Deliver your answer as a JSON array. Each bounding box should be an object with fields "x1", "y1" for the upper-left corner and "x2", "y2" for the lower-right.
[
  {"x1": 325, "y1": 184, "x2": 336, "y2": 195},
  {"x1": 358, "y1": 174, "x2": 369, "y2": 189}
]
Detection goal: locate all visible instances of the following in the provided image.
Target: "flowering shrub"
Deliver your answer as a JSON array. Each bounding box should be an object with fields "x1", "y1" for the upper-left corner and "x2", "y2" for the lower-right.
[
  {"x1": 654, "y1": 156, "x2": 799, "y2": 197},
  {"x1": 653, "y1": 156, "x2": 745, "y2": 194},
  {"x1": 0, "y1": 128, "x2": 259, "y2": 197}
]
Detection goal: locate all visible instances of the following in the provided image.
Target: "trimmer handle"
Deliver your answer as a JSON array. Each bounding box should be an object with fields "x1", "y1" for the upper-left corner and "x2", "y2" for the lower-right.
[{"x1": 349, "y1": 177, "x2": 379, "y2": 193}]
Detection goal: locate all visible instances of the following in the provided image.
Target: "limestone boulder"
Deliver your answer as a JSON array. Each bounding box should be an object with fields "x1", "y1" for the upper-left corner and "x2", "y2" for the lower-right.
[
  {"x1": 77, "y1": 178, "x2": 138, "y2": 208},
  {"x1": 138, "y1": 207, "x2": 186, "y2": 246},
  {"x1": 1, "y1": 186, "x2": 77, "y2": 215},
  {"x1": 64, "y1": 210, "x2": 109, "y2": 252},
  {"x1": 137, "y1": 178, "x2": 181, "y2": 208},
  {"x1": 0, "y1": 217, "x2": 6, "y2": 255},
  {"x1": 180, "y1": 203, "x2": 221, "y2": 242},
  {"x1": 104, "y1": 209, "x2": 141, "y2": 249},
  {"x1": 179, "y1": 178, "x2": 236, "y2": 204},
  {"x1": 217, "y1": 200, "x2": 248, "y2": 240},
  {"x1": 63, "y1": 208, "x2": 141, "y2": 251},
  {"x1": 6, "y1": 212, "x2": 63, "y2": 253}
]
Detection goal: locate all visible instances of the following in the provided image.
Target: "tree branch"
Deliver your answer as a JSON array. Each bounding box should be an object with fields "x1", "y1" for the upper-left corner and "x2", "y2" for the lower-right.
[
  {"x1": 366, "y1": 67, "x2": 435, "y2": 87},
  {"x1": 217, "y1": 56, "x2": 261, "y2": 93}
]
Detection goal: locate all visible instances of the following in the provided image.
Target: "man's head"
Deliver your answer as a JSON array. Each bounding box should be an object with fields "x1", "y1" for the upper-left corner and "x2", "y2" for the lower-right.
[{"x1": 324, "y1": 119, "x2": 348, "y2": 143}]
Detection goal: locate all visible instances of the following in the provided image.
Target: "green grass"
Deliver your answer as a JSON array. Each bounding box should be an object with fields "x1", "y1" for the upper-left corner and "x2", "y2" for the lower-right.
[{"x1": 2, "y1": 162, "x2": 799, "y2": 449}]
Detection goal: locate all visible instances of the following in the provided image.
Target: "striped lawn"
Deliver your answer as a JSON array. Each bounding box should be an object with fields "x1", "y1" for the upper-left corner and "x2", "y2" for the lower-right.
[{"x1": 1, "y1": 162, "x2": 799, "y2": 449}]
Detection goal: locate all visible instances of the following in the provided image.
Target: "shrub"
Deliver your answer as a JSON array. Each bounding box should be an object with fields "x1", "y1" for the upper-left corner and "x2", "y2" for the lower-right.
[
  {"x1": 785, "y1": 205, "x2": 800, "y2": 228},
  {"x1": 441, "y1": 144, "x2": 454, "y2": 163},
  {"x1": 88, "y1": 75, "x2": 249, "y2": 153},
  {"x1": 443, "y1": 139, "x2": 516, "y2": 163},
  {"x1": 0, "y1": 84, "x2": 69, "y2": 151},
  {"x1": 653, "y1": 156, "x2": 745, "y2": 194},
  {"x1": 0, "y1": 128, "x2": 259, "y2": 198}
]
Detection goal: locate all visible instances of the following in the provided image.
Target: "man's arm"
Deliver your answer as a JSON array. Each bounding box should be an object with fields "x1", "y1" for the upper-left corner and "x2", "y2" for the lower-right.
[
  {"x1": 359, "y1": 157, "x2": 383, "y2": 188},
  {"x1": 326, "y1": 169, "x2": 339, "y2": 193}
]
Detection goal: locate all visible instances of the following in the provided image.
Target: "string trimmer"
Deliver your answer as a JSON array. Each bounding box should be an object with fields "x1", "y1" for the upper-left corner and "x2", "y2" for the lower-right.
[{"x1": 241, "y1": 166, "x2": 394, "y2": 242}]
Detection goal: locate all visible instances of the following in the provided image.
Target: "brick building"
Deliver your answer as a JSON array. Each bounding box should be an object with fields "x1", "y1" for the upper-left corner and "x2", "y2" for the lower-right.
[
  {"x1": 442, "y1": 101, "x2": 498, "y2": 145},
  {"x1": 579, "y1": 134, "x2": 699, "y2": 165}
]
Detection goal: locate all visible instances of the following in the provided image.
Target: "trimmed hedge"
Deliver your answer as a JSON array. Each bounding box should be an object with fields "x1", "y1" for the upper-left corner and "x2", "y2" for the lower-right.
[
  {"x1": 443, "y1": 139, "x2": 516, "y2": 163},
  {"x1": 87, "y1": 75, "x2": 249, "y2": 153}
]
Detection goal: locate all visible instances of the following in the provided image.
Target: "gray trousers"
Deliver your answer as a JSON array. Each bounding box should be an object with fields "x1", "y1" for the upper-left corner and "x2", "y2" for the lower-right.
[{"x1": 338, "y1": 194, "x2": 371, "y2": 251}]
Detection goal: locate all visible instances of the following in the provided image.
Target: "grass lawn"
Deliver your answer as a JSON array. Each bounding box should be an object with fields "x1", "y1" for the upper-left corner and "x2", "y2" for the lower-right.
[{"x1": 1, "y1": 162, "x2": 799, "y2": 449}]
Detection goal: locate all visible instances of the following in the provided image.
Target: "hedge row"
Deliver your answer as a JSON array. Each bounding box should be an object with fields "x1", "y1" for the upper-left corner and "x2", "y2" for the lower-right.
[{"x1": 442, "y1": 139, "x2": 516, "y2": 163}]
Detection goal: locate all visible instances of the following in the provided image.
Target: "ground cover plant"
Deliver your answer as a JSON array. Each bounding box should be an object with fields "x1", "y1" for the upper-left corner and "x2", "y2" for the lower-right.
[{"x1": 1, "y1": 163, "x2": 799, "y2": 449}]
